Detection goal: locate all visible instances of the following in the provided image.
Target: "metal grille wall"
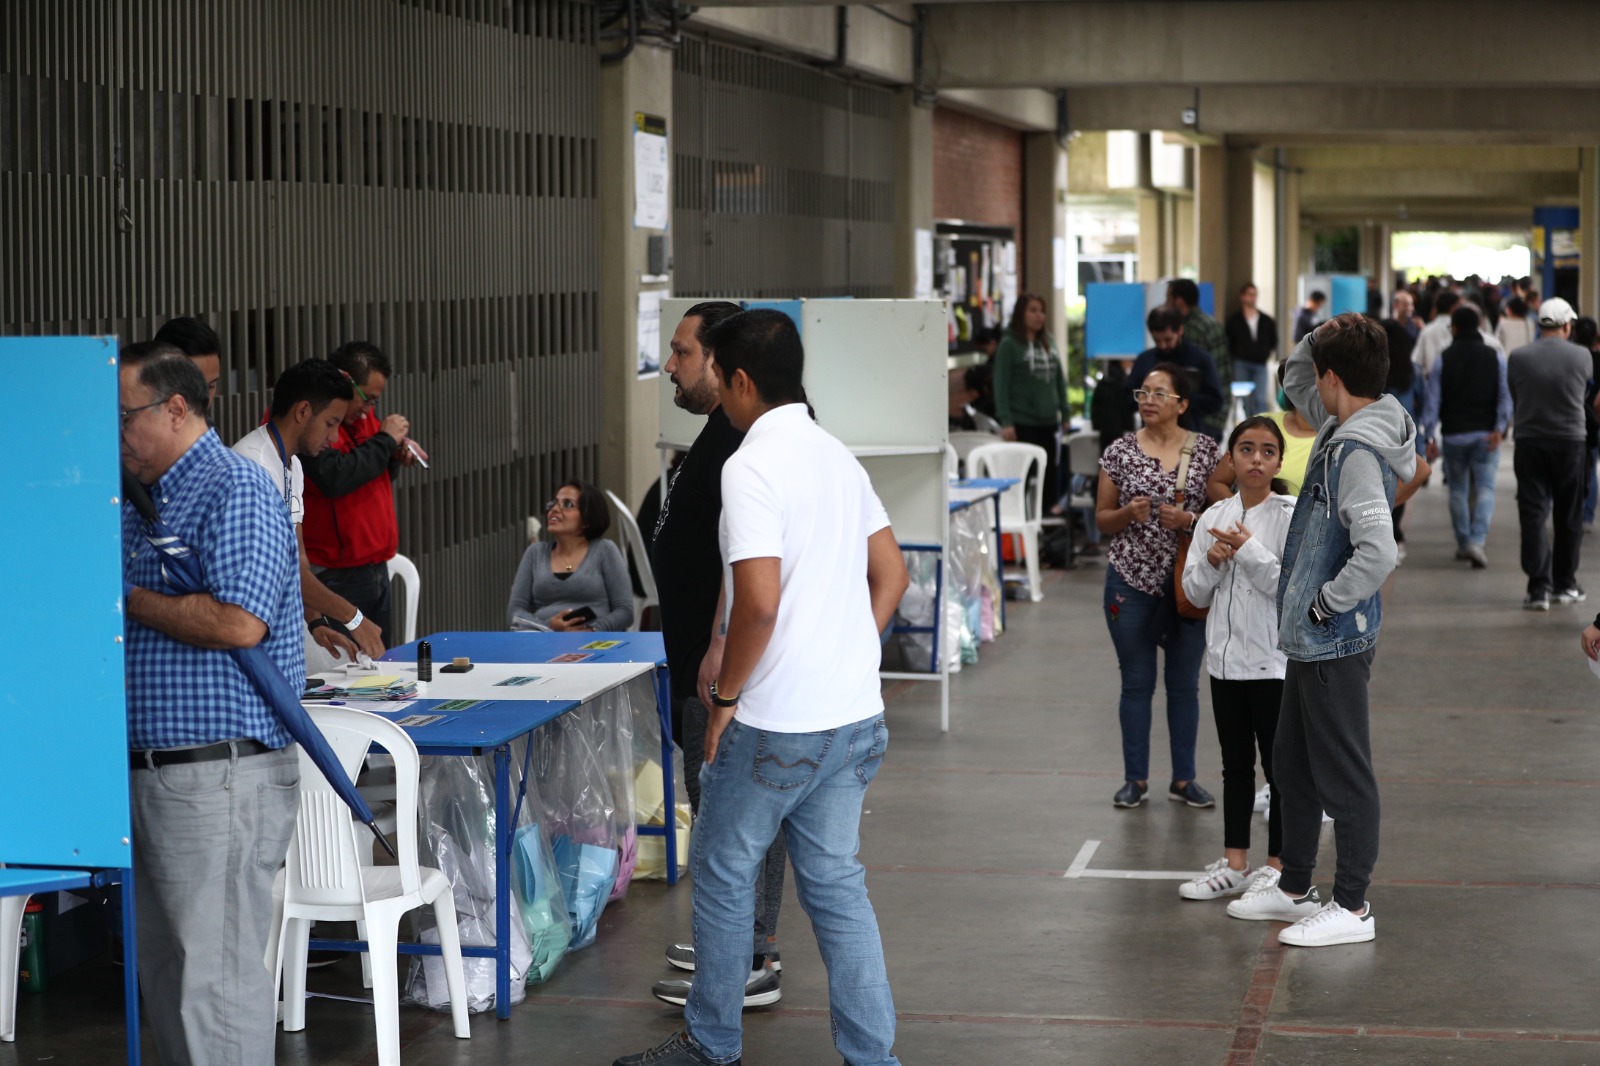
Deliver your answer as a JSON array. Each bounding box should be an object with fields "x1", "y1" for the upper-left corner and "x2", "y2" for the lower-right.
[
  {"x1": 672, "y1": 35, "x2": 896, "y2": 300},
  {"x1": 0, "y1": 0, "x2": 601, "y2": 635}
]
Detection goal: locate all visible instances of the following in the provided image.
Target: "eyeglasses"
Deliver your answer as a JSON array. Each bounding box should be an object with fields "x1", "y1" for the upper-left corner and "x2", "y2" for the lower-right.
[
  {"x1": 1133, "y1": 389, "x2": 1179, "y2": 403},
  {"x1": 339, "y1": 369, "x2": 376, "y2": 409},
  {"x1": 119, "y1": 399, "x2": 167, "y2": 428},
  {"x1": 544, "y1": 498, "x2": 578, "y2": 513}
]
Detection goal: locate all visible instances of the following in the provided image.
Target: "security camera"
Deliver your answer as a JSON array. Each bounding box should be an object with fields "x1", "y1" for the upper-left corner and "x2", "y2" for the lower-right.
[{"x1": 1181, "y1": 107, "x2": 1198, "y2": 126}]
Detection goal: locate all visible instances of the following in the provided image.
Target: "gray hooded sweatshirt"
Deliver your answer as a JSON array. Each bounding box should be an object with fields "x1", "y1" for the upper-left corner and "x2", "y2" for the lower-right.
[{"x1": 1282, "y1": 331, "x2": 1419, "y2": 614}]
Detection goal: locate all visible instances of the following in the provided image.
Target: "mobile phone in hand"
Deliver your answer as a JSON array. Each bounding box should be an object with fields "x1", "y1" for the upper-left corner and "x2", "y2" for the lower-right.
[{"x1": 564, "y1": 605, "x2": 598, "y2": 624}]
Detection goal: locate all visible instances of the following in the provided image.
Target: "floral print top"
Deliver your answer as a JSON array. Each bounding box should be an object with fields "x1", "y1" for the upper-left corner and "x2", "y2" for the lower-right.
[{"x1": 1100, "y1": 430, "x2": 1221, "y2": 596}]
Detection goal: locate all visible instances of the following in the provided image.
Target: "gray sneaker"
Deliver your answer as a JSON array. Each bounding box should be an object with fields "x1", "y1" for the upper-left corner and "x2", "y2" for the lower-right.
[
  {"x1": 1555, "y1": 585, "x2": 1587, "y2": 604},
  {"x1": 1464, "y1": 544, "x2": 1488, "y2": 569},
  {"x1": 652, "y1": 961, "x2": 781, "y2": 1009},
  {"x1": 665, "y1": 943, "x2": 781, "y2": 973},
  {"x1": 1524, "y1": 591, "x2": 1551, "y2": 611}
]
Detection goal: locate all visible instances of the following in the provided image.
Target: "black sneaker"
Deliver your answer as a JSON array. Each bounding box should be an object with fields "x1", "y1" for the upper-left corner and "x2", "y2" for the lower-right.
[
  {"x1": 665, "y1": 943, "x2": 781, "y2": 973},
  {"x1": 1169, "y1": 780, "x2": 1216, "y2": 808},
  {"x1": 1555, "y1": 585, "x2": 1587, "y2": 605},
  {"x1": 1524, "y1": 591, "x2": 1551, "y2": 611},
  {"x1": 1112, "y1": 781, "x2": 1148, "y2": 808},
  {"x1": 652, "y1": 959, "x2": 781, "y2": 1009},
  {"x1": 613, "y1": 1031, "x2": 733, "y2": 1066}
]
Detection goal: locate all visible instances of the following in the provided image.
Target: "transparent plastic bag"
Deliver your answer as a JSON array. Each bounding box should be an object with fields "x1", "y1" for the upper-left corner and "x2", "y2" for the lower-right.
[
  {"x1": 883, "y1": 547, "x2": 939, "y2": 672},
  {"x1": 587, "y1": 678, "x2": 653, "y2": 901},
  {"x1": 532, "y1": 712, "x2": 621, "y2": 950},
  {"x1": 403, "y1": 750, "x2": 572, "y2": 1012},
  {"x1": 633, "y1": 737, "x2": 690, "y2": 882}
]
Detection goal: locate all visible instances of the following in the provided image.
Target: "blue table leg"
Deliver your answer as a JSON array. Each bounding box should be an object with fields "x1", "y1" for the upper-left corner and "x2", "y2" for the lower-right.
[
  {"x1": 494, "y1": 744, "x2": 512, "y2": 1019},
  {"x1": 119, "y1": 870, "x2": 140, "y2": 1065},
  {"x1": 992, "y1": 495, "x2": 1007, "y2": 630},
  {"x1": 654, "y1": 666, "x2": 678, "y2": 886}
]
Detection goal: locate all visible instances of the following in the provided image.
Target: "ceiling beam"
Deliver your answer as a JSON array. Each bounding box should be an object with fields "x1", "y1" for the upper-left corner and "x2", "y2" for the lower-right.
[{"x1": 926, "y1": 1, "x2": 1600, "y2": 90}]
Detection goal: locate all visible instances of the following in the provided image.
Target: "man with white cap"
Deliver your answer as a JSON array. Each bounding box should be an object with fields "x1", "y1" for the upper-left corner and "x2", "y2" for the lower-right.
[{"x1": 1506, "y1": 297, "x2": 1592, "y2": 610}]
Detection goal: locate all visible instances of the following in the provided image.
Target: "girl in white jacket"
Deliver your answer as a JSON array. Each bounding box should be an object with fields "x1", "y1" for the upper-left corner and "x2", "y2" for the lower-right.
[{"x1": 1178, "y1": 416, "x2": 1296, "y2": 902}]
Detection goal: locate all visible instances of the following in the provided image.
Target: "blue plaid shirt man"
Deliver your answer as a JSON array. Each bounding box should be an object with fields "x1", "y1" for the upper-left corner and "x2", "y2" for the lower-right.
[{"x1": 123, "y1": 430, "x2": 303, "y2": 749}]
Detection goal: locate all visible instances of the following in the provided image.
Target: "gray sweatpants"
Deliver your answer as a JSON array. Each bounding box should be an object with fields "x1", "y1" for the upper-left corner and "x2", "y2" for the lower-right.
[
  {"x1": 131, "y1": 745, "x2": 299, "y2": 1066},
  {"x1": 684, "y1": 696, "x2": 788, "y2": 957},
  {"x1": 1274, "y1": 651, "x2": 1380, "y2": 911}
]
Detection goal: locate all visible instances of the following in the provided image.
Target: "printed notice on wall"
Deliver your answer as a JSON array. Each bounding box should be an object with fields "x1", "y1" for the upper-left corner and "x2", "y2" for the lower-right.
[
  {"x1": 634, "y1": 113, "x2": 669, "y2": 230},
  {"x1": 914, "y1": 228, "x2": 934, "y2": 299},
  {"x1": 637, "y1": 289, "x2": 663, "y2": 379}
]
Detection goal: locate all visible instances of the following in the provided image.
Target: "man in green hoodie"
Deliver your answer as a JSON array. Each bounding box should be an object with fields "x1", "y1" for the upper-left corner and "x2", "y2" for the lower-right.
[{"x1": 994, "y1": 293, "x2": 1069, "y2": 504}]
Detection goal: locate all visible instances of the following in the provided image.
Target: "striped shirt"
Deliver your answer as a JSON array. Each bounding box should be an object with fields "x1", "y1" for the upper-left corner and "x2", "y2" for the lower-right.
[{"x1": 122, "y1": 430, "x2": 302, "y2": 749}]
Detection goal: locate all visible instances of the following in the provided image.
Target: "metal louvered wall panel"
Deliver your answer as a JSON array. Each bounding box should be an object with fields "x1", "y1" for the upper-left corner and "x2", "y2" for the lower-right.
[
  {"x1": 1, "y1": 0, "x2": 601, "y2": 635},
  {"x1": 672, "y1": 34, "x2": 896, "y2": 300}
]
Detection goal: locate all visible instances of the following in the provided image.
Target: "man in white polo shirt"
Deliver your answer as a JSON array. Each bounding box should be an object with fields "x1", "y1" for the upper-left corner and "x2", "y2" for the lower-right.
[
  {"x1": 615, "y1": 309, "x2": 910, "y2": 1066},
  {"x1": 233, "y1": 357, "x2": 377, "y2": 662}
]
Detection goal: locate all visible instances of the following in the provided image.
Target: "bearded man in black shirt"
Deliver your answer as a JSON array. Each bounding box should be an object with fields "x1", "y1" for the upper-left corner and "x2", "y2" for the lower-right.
[{"x1": 647, "y1": 301, "x2": 788, "y2": 1011}]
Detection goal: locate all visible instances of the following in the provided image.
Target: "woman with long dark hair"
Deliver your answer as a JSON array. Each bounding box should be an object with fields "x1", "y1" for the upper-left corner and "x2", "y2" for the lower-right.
[{"x1": 994, "y1": 293, "x2": 1069, "y2": 503}]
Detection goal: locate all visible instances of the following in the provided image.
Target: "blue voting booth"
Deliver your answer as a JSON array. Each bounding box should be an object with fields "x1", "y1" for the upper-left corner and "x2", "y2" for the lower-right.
[
  {"x1": 0, "y1": 336, "x2": 140, "y2": 1061},
  {"x1": 1085, "y1": 281, "x2": 1216, "y2": 360}
]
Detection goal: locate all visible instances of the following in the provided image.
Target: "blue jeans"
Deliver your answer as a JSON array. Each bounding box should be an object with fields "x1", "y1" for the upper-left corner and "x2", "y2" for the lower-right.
[
  {"x1": 1104, "y1": 565, "x2": 1205, "y2": 783},
  {"x1": 1440, "y1": 434, "x2": 1500, "y2": 548},
  {"x1": 686, "y1": 716, "x2": 900, "y2": 1066},
  {"x1": 1236, "y1": 360, "x2": 1271, "y2": 419}
]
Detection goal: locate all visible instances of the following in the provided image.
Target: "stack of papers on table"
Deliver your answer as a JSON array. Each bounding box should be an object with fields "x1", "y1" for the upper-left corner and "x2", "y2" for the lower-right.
[{"x1": 304, "y1": 674, "x2": 417, "y2": 701}]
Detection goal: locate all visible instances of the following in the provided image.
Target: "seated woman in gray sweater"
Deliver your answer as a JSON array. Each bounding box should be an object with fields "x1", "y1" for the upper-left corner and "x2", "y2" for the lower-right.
[{"x1": 508, "y1": 480, "x2": 634, "y2": 631}]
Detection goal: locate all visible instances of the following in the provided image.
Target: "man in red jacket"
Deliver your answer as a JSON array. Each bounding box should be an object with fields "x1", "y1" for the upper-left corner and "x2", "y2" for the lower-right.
[{"x1": 302, "y1": 341, "x2": 416, "y2": 645}]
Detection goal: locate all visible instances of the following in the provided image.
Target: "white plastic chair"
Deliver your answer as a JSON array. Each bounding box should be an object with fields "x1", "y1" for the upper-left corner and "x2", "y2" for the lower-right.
[
  {"x1": 275, "y1": 707, "x2": 470, "y2": 1063},
  {"x1": 942, "y1": 442, "x2": 959, "y2": 483},
  {"x1": 1065, "y1": 430, "x2": 1103, "y2": 551},
  {"x1": 0, "y1": 893, "x2": 23, "y2": 1042},
  {"x1": 968, "y1": 441, "x2": 1047, "y2": 602},
  {"x1": 606, "y1": 489, "x2": 658, "y2": 632},
  {"x1": 949, "y1": 430, "x2": 1001, "y2": 476},
  {"x1": 386, "y1": 553, "x2": 420, "y2": 646}
]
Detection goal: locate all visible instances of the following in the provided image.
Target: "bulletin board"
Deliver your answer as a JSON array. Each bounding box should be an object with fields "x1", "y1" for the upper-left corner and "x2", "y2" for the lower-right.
[{"x1": 0, "y1": 336, "x2": 131, "y2": 868}]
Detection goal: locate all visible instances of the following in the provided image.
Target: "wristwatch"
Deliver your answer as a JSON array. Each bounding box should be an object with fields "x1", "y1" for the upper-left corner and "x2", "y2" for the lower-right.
[{"x1": 708, "y1": 680, "x2": 740, "y2": 709}]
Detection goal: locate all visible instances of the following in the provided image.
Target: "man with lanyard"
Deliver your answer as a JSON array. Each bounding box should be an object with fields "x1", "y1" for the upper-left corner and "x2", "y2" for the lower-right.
[
  {"x1": 302, "y1": 341, "x2": 417, "y2": 647},
  {"x1": 119, "y1": 342, "x2": 302, "y2": 1065},
  {"x1": 233, "y1": 358, "x2": 381, "y2": 661},
  {"x1": 646, "y1": 301, "x2": 787, "y2": 1010}
]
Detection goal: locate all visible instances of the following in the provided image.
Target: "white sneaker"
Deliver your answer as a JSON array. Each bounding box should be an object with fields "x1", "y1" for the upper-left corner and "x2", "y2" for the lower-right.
[
  {"x1": 1178, "y1": 858, "x2": 1254, "y2": 900},
  {"x1": 1226, "y1": 883, "x2": 1320, "y2": 922},
  {"x1": 1253, "y1": 784, "x2": 1271, "y2": 814},
  {"x1": 1278, "y1": 900, "x2": 1375, "y2": 946},
  {"x1": 1241, "y1": 865, "x2": 1282, "y2": 896}
]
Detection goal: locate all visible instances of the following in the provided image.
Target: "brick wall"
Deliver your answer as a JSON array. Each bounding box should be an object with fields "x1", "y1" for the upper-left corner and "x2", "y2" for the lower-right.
[{"x1": 933, "y1": 107, "x2": 1024, "y2": 245}]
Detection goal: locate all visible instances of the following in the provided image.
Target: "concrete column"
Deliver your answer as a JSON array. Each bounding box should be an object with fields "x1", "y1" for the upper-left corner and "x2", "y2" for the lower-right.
[
  {"x1": 1224, "y1": 144, "x2": 1258, "y2": 319},
  {"x1": 1023, "y1": 132, "x2": 1068, "y2": 345},
  {"x1": 1173, "y1": 194, "x2": 1194, "y2": 278},
  {"x1": 599, "y1": 43, "x2": 673, "y2": 508},
  {"x1": 1581, "y1": 147, "x2": 1600, "y2": 318},
  {"x1": 1280, "y1": 166, "x2": 1302, "y2": 331},
  {"x1": 893, "y1": 90, "x2": 935, "y2": 299},
  {"x1": 1195, "y1": 144, "x2": 1228, "y2": 291},
  {"x1": 1137, "y1": 193, "x2": 1164, "y2": 282}
]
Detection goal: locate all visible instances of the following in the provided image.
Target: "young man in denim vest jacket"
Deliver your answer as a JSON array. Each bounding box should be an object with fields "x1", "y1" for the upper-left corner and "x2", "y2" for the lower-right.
[{"x1": 1225, "y1": 313, "x2": 1426, "y2": 946}]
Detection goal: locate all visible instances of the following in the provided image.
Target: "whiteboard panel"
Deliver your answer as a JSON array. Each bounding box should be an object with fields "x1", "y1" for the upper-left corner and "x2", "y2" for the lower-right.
[
  {"x1": 0, "y1": 336, "x2": 131, "y2": 868},
  {"x1": 858, "y1": 453, "x2": 947, "y2": 546}
]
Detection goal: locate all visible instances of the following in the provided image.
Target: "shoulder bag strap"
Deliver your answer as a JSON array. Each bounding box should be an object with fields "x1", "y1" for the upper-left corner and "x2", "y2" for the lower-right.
[{"x1": 1173, "y1": 432, "x2": 1196, "y2": 509}]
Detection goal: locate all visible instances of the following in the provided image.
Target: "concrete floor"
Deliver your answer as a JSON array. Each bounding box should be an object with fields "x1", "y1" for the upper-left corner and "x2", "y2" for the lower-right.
[{"x1": 7, "y1": 458, "x2": 1600, "y2": 1065}]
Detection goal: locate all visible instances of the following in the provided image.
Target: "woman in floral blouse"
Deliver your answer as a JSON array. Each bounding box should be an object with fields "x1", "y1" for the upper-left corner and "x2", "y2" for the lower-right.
[{"x1": 1096, "y1": 363, "x2": 1220, "y2": 811}]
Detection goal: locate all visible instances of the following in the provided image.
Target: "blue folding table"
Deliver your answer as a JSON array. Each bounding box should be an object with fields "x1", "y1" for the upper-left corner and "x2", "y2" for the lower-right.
[{"x1": 311, "y1": 631, "x2": 678, "y2": 1020}]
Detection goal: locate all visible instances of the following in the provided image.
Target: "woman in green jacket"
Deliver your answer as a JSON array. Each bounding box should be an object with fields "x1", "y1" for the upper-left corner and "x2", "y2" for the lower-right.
[{"x1": 994, "y1": 292, "x2": 1069, "y2": 503}]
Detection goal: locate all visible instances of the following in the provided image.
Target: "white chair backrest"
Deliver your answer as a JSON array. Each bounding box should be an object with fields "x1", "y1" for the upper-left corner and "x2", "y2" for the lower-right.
[
  {"x1": 968, "y1": 442, "x2": 1046, "y2": 528},
  {"x1": 942, "y1": 442, "x2": 959, "y2": 483},
  {"x1": 605, "y1": 489, "x2": 658, "y2": 605},
  {"x1": 1065, "y1": 431, "x2": 1102, "y2": 494},
  {"x1": 286, "y1": 707, "x2": 422, "y2": 907},
  {"x1": 386, "y1": 553, "x2": 420, "y2": 645},
  {"x1": 949, "y1": 430, "x2": 1000, "y2": 464}
]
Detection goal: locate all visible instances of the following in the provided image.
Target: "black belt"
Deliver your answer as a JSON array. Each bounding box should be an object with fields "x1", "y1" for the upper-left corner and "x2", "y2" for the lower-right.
[{"x1": 130, "y1": 738, "x2": 276, "y2": 770}]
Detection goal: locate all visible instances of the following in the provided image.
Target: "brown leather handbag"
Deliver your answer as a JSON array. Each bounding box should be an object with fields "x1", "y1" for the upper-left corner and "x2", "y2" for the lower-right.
[{"x1": 1172, "y1": 433, "x2": 1209, "y2": 620}]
